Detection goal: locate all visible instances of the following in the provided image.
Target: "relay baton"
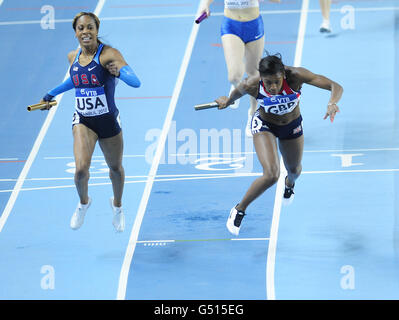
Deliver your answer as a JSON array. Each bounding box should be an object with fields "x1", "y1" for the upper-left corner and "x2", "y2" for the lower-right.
[
  {"x1": 195, "y1": 12, "x2": 208, "y2": 24},
  {"x1": 194, "y1": 102, "x2": 219, "y2": 111},
  {"x1": 27, "y1": 100, "x2": 57, "y2": 111}
]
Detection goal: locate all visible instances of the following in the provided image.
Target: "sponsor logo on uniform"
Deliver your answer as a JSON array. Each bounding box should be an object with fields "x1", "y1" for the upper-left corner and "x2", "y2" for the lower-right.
[
  {"x1": 293, "y1": 125, "x2": 302, "y2": 135},
  {"x1": 73, "y1": 67, "x2": 78, "y2": 71}
]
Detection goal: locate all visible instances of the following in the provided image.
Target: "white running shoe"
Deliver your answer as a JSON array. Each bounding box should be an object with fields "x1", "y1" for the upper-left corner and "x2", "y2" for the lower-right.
[
  {"x1": 226, "y1": 205, "x2": 246, "y2": 236},
  {"x1": 110, "y1": 197, "x2": 125, "y2": 233},
  {"x1": 70, "y1": 197, "x2": 92, "y2": 230},
  {"x1": 320, "y1": 19, "x2": 331, "y2": 33}
]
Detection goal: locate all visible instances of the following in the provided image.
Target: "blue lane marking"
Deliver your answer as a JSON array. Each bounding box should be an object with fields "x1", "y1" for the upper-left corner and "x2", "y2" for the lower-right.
[
  {"x1": 125, "y1": 2, "x2": 302, "y2": 300},
  {"x1": 275, "y1": 1, "x2": 399, "y2": 299}
]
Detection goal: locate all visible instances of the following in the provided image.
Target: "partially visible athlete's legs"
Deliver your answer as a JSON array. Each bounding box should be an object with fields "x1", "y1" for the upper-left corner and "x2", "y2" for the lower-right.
[
  {"x1": 319, "y1": 0, "x2": 332, "y2": 33},
  {"x1": 221, "y1": 34, "x2": 246, "y2": 87},
  {"x1": 319, "y1": 0, "x2": 331, "y2": 21},
  {"x1": 278, "y1": 135, "x2": 304, "y2": 188},
  {"x1": 236, "y1": 131, "x2": 280, "y2": 212},
  {"x1": 244, "y1": 36, "x2": 264, "y2": 116},
  {"x1": 73, "y1": 124, "x2": 98, "y2": 205},
  {"x1": 98, "y1": 131, "x2": 125, "y2": 208}
]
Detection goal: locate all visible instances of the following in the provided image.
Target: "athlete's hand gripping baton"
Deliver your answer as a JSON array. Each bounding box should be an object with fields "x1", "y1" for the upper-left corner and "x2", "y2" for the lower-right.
[
  {"x1": 194, "y1": 102, "x2": 219, "y2": 110},
  {"x1": 195, "y1": 12, "x2": 208, "y2": 24},
  {"x1": 27, "y1": 101, "x2": 57, "y2": 111}
]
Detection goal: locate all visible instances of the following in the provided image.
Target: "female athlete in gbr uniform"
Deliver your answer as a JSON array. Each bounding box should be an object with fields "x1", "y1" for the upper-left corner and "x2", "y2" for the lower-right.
[
  {"x1": 39, "y1": 12, "x2": 141, "y2": 232},
  {"x1": 215, "y1": 53, "x2": 343, "y2": 236}
]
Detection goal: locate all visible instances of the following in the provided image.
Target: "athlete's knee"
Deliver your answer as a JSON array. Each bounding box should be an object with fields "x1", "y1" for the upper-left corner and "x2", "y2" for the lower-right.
[
  {"x1": 108, "y1": 163, "x2": 124, "y2": 174},
  {"x1": 245, "y1": 68, "x2": 260, "y2": 79},
  {"x1": 287, "y1": 164, "x2": 302, "y2": 177},
  {"x1": 227, "y1": 71, "x2": 243, "y2": 87},
  {"x1": 74, "y1": 164, "x2": 90, "y2": 180},
  {"x1": 262, "y1": 166, "x2": 280, "y2": 185}
]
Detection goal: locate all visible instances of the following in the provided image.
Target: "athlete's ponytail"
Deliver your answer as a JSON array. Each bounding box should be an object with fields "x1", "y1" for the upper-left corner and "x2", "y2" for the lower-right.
[{"x1": 258, "y1": 52, "x2": 285, "y2": 76}]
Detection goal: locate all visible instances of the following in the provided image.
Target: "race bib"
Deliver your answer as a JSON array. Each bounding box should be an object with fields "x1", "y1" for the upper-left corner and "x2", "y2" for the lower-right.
[
  {"x1": 260, "y1": 93, "x2": 300, "y2": 115},
  {"x1": 75, "y1": 87, "x2": 109, "y2": 117}
]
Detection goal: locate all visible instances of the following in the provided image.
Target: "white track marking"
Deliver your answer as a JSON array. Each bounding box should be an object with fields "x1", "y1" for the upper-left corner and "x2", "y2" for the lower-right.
[
  {"x1": 0, "y1": 7, "x2": 397, "y2": 26},
  {"x1": 1, "y1": 168, "x2": 399, "y2": 193},
  {"x1": 266, "y1": 0, "x2": 309, "y2": 301},
  {"x1": 116, "y1": 3, "x2": 203, "y2": 300},
  {"x1": 43, "y1": 154, "x2": 145, "y2": 159}
]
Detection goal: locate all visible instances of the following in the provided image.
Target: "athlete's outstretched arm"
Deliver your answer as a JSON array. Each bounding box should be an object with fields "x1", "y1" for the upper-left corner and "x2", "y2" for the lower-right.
[
  {"x1": 37, "y1": 50, "x2": 79, "y2": 110},
  {"x1": 42, "y1": 77, "x2": 74, "y2": 102},
  {"x1": 295, "y1": 67, "x2": 343, "y2": 122},
  {"x1": 215, "y1": 76, "x2": 259, "y2": 110},
  {"x1": 100, "y1": 47, "x2": 141, "y2": 88}
]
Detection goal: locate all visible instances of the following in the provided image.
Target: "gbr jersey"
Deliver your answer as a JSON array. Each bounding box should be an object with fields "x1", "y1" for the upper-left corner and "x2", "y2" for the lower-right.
[
  {"x1": 69, "y1": 43, "x2": 118, "y2": 117},
  {"x1": 256, "y1": 79, "x2": 301, "y2": 116}
]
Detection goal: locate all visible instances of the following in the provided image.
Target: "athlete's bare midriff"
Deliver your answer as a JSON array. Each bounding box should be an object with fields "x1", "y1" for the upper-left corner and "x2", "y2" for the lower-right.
[
  {"x1": 258, "y1": 104, "x2": 301, "y2": 126},
  {"x1": 224, "y1": 6, "x2": 259, "y2": 21}
]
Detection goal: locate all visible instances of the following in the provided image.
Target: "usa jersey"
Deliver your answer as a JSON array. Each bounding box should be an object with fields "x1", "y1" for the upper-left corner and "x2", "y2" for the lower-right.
[
  {"x1": 257, "y1": 79, "x2": 301, "y2": 116},
  {"x1": 69, "y1": 43, "x2": 117, "y2": 117}
]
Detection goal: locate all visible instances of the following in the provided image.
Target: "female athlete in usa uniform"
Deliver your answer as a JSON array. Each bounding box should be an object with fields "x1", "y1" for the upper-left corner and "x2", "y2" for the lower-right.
[
  {"x1": 40, "y1": 12, "x2": 141, "y2": 232},
  {"x1": 199, "y1": 0, "x2": 280, "y2": 137},
  {"x1": 215, "y1": 53, "x2": 343, "y2": 236}
]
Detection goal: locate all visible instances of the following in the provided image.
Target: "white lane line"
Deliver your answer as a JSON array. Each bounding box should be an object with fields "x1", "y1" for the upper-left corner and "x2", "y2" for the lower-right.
[
  {"x1": 0, "y1": 0, "x2": 106, "y2": 233},
  {"x1": 0, "y1": 172, "x2": 248, "y2": 182},
  {"x1": 304, "y1": 147, "x2": 399, "y2": 153},
  {"x1": 94, "y1": 0, "x2": 106, "y2": 16},
  {"x1": 116, "y1": 3, "x2": 203, "y2": 301},
  {"x1": 1, "y1": 168, "x2": 399, "y2": 193},
  {"x1": 0, "y1": 7, "x2": 397, "y2": 26},
  {"x1": 43, "y1": 154, "x2": 145, "y2": 159},
  {"x1": 266, "y1": 0, "x2": 309, "y2": 301},
  {"x1": 37, "y1": 147, "x2": 399, "y2": 160}
]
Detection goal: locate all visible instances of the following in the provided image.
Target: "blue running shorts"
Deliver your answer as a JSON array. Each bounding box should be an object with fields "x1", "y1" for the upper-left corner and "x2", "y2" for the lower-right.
[{"x1": 221, "y1": 15, "x2": 264, "y2": 43}]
